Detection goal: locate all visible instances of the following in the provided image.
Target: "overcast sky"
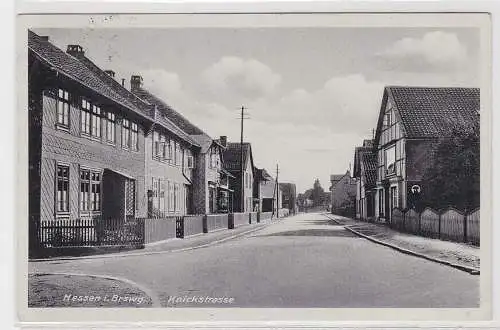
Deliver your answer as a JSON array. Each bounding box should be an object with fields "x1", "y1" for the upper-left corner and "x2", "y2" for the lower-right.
[{"x1": 35, "y1": 27, "x2": 480, "y2": 193}]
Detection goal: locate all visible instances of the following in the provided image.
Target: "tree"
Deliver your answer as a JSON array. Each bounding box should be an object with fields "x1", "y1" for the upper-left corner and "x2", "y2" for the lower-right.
[{"x1": 420, "y1": 122, "x2": 480, "y2": 211}]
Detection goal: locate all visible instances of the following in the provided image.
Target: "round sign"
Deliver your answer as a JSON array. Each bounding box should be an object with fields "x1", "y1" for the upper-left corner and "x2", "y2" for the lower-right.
[{"x1": 411, "y1": 185, "x2": 421, "y2": 194}]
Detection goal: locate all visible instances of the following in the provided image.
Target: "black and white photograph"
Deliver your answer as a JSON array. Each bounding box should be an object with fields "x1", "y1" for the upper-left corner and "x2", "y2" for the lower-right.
[{"x1": 18, "y1": 10, "x2": 492, "y2": 324}]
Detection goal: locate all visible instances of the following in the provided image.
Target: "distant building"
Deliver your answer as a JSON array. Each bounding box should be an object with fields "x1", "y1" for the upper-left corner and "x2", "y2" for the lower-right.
[
  {"x1": 329, "y1": 171, "x2": 356, "y2": 217},
  {"x1": 223, "y1": 143, "x2": 255, "y2": 213},
  {"x1": 253, "y1": 167, "x2": 282, "y2": 213},
  {"x1": 279, "y1": 182, "x2": 297, "y2": 215},
  {"x1": 373, "y1": 86, "x2": 480, "y2": 222},
  {"x1": 353, "y1": 140, "x2": 377, "y2": 221}
]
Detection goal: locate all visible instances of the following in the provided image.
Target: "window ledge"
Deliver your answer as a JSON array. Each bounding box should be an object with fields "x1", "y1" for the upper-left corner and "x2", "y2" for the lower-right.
[{"x1": 55, "y1": 124, "x2": 70, "y2": 132}]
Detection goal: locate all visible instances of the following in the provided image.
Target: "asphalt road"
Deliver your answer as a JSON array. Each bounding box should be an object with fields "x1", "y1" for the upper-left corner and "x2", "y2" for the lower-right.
[{"x1": 29, "y1": 212, "x2": 479, "y2": 308}]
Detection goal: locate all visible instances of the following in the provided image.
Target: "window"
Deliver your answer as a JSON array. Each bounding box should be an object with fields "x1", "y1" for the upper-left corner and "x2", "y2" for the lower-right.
[
  {"x1": 174, "y1": 183, "x2": 179, "y2": 212},
  {"x1": 90, "y1": 172, "x2": 101, "y2": 211},
  {"x1": 80, "y1": 169, "x2": 101, "y2": 212},
  {"x1": 131, "y1": 123, "x2": 138, "y2": 151},
  {"x1": 175, "y1": 142, "x2": 181, "y2": 166},
  {"x1": 122, "y1": 119, "x2": 130, "y2": 148},
  {"x1": 81, "y1": 99, "x2": 91, "y2": 135},
  {"x1": 385, "y1": 145, "x2": 396, "y2": 172},
  {"x1": 153, "y1": 131, "x2": 159, "y2": 157},
  {"x1": 105, "y1": 112, "x2": 116, "y2": 143},
  {"x1": 159, "y1": 179, "x2": 165, "y2": 215},
  {"x1": 56, "y1": 164, "x2": 69, "y2": 213},
  {"x1": 167, "y1": 139, "x2": 173, "y2": 163},
  {"x1": 56, "y1": 89, "x2": 70, "y2": 128},
  {"x1": 391, "y1": 186, "x2": 398, "y2": 210},
  {"x1": 91, "y1": 105, "x2": 101, "y2": 138},
  {"x1": 159, "y1": 134, "x2": 166, "y2": 159},
  {"x1": 168, "y1": 181, "x2": 174, "y2": 212},
  {"x1": 152, "y1": 178, "x2": 159, "y2": 211},
  {"x1": 187, "y1": 154, "x2": 194, "y2": 169}
]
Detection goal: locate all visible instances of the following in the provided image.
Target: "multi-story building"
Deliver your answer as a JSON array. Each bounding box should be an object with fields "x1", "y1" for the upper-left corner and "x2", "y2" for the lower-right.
[
  {"x1": 28, "y1": 31, "x2": 152, "y2": 236},
  {"x1": 69, "y1": 52, "x2": 202, "y2": 218},
  {"x1": 373, "y1": 86, "x2": 480, "y2": 222},
  {"x1": 353, "y1": 140, "x2": 377, "y2": 221},
  {"x1": 130, "y1": 78, "x2": 233, "y2": 215},
  {"x1": 223, "y1": 143, "x2": 255, "y2": 213}
]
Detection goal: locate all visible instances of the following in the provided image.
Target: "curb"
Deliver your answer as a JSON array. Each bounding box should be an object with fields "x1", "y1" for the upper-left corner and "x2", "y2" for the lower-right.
[
  {"x1": 322, "y1": 213, "x2": 480, "y2": 275},
  {"x1": 30, "y1": 221, "x2": 274, "y2": 263},
  {"x1": 29, "y1": 272, "x2": 162, "y2": 307},
  {"x1": 344, "y1": 226, "x2": 480, "y2": 275}
]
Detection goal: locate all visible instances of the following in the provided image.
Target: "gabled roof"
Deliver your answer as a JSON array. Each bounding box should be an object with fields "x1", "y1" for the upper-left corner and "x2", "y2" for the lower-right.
[
  {"x1": 254, "y1": 167, "x2": 273, "y2": 182},
  {"x1": 70, "y1": 53, "x2": 198, "y2": 146},
  {"x1": 361, "y1": 152, "x2": 377, "y2": 188},
  {"x1": 329, "y1": 171, "x2": 354, "y2": 190},
  {"x1": 223, "y1": 142, "x2": 254, "y2": 173},
  {"x1": 132, "y1": 86, "x2": 205, "y2": 136},
  {"x1": 29, "y1": 30, "x2": 199, "y2": 146},
  {"x1": 353, "y1": 144, "x2": 374, "y2": 178},
  {"x1": 375, "y1": 86, "x2": 480, "y2": 145},
  {"x1": 190, "y1": 134, "x2": 214, "y2": 154},
  {"x1": 330, "y1": 173, "x2": 347, "y2": 182},
  {"x1": 28, "y1": 30, "x2": 147, "y2": 120}
]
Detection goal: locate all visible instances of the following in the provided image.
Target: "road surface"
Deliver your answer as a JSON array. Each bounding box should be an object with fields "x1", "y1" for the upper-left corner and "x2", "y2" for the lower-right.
[{"x1": 29, "y1": 212, "x2": 479, "y2": 308}]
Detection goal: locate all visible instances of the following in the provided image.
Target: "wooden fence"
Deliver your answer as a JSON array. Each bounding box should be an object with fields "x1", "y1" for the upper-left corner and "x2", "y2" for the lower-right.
[
  {"x1": 144, "y1": 217, "x2": 177, "y2": 244},
  {"x1": 390, "y1": 207, "x2": 480, "y2": 246},
  {"x1": 39, "y1": 217, "x2": 144, "y2": 248},
  {"x1": 36, "y1": 209, "x2": 294, "y2": 253},
  {"x1": 204, "y1": 214, "x2": 228, "y2": 233}
]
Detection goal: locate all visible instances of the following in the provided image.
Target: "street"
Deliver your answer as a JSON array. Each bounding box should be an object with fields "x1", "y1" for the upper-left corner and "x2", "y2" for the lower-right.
[{"x1": 29, "y1": 212, "x2": 479, "y2": 308}]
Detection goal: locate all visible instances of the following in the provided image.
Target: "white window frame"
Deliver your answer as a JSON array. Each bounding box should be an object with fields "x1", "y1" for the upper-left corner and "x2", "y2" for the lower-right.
[{"x1": 56, "y1": 89, "x2": 70, "y2": 129}]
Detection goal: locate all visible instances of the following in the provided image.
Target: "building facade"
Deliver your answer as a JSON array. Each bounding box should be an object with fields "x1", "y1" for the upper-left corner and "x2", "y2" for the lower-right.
[
  {"x1": 130, "y1": 77, "x2": 233, "y2": 215},
  {"x1": 279, "y1": 182, "x2": 297, "y2": 215},
  {"x1": 373, "y1": 86, "x2": 480, "y2": 222},
  {"x1": 29, "y1": 31, "x2": 151, "y2": 237},
  {"x1": 329, "y1": 171, "x2": 356, "y2": 216},
  {"x1": 254, "y1": 168, "x2": 281, "y2": 213},
  {"x1": 353, "y1": 140, "x2": 377, "y2": 221},
  {"x1": 223, "y1": 143, "x2": 255, "y2": 213}
]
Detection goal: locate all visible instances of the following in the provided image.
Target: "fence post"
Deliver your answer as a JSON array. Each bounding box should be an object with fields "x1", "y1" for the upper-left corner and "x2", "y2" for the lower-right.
[
  {"x1": 463, "y1": 209, "x2": 468, "y2": 243},
  {"x1": 438, "y1": 211, "x2": 441, "y2": 239},
  {"x1": 418, "y1": 210, "x2": 422, "y2": 235},
  {"x1": 203, "y1": 215, "x2": 208, "y2": 233}
]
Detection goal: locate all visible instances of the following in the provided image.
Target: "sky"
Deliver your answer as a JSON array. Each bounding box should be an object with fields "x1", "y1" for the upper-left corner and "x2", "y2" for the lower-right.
[{"x1": 34, "y1": 27, "x2": 480, "y2": 194}]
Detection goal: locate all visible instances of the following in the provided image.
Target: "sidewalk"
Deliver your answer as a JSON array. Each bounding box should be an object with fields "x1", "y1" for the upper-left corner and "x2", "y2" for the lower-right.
[
  {"x1": 31, "y1": 218, "x2": 280, "y2": 262},
  {"x1": 324, "y1": 213, "x2": 480, "y2": 274}
]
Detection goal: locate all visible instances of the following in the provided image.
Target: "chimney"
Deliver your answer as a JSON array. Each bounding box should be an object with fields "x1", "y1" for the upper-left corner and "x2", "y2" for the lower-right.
[
  {"x1": 121, "y1": 78, "x2": 125, "y2": 87},
  {"x1": 104, "y1": 70, "x2": 115, "y2": 78},
  {"x1": 66, "y1": 45, "x2": 85, "y2": 58},
  {"x1": 219, "y1": 136, "x2": 227, "y2": 148},
  {"x1": 130, "y1": 75, "x2": 143, "y2": 91},
  {"x1": 39, "y1": 36, "x2": 49, "y2": 42}
]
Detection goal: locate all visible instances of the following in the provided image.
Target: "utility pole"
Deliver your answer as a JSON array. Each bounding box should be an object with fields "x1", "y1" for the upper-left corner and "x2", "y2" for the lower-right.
[
  {"x1": 276, "y1": 163, "x2": 279, "y2": 219},
  {"x1": 239, "y1": 106, "x2": 245, "y2": 213},
  {"x1": 271, "y1": 163, "x2": 279, "y2": 219}
]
